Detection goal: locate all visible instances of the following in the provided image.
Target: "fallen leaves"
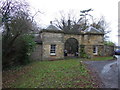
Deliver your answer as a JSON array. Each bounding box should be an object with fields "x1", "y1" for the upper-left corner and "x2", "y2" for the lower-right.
[{"x1": 2, "y1": 59, "x2": 102, "y2": 88}]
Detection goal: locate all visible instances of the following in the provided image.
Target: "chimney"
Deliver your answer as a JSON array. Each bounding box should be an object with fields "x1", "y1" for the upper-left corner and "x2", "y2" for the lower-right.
[{"x1": 50, "y1": 21, "x2": 52, "y2": 25}]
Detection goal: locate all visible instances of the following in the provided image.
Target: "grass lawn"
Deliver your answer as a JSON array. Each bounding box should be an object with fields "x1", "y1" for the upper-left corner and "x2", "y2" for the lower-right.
[
  {"x1": 89, "y1": 56, "x2": 113, "y2": 61},
  {"x1": 65, "y1": 56, "x2": 113, "y2": 61},
  {"x1": 3, "y1": 59, "x2": 101, "y2": 88}
]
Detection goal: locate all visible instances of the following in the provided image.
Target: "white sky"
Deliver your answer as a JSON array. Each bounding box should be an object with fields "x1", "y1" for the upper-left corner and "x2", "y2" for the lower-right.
[{"x1": 28, "y1": 0, "x2": 119, "y2": 45}]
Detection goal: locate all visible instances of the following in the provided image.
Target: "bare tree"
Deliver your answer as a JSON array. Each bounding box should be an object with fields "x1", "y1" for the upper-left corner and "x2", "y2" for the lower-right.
[
  {"x1": 54, "y1": 10, "x2": 79, "y2": 33},
  {"x1": 91, "y1": 16, "x2": 111, "y2": 40},
  {"x1": 53, "y1": 9, "x2": 110, "y2": 40},
  {"x1": 1, "y1": 0, "x2": 40, "y2": 67},
  {"x1": 54, "y1": 9, "x2": 94, "y2": 32}
]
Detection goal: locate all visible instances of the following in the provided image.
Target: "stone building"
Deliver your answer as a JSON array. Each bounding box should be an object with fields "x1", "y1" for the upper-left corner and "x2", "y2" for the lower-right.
[{"x1": 31, "y1": 23, "x2": 114, "y2": 60}]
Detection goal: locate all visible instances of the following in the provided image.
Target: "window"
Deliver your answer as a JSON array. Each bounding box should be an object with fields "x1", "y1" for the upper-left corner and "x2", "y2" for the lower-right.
[
  {"x1": 93, "y1": 45, "x2": 98, "y2": 55},
  {"x1": 50, "y1": 44, "x2": 56, "y2": 55}
]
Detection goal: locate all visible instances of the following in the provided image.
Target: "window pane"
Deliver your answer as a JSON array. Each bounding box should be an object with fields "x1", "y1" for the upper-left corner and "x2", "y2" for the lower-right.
[
  {"x1": 50, "y1": 44, "x2": 56, "y2": 55},
  {"x1": 93, "y1": 45, "x2": 97, "y2": 54},
  {"x1": 93, "y1": 46, "x2": 96, "y2": 53}
]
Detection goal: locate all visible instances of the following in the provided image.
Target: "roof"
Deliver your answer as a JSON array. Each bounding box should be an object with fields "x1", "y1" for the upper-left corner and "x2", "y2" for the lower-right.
[
  {"x1": 84, "y1": 26, "x2": 104, "y2": 34},
  {"x1": 41, "y1": 22, "x2": 62, "y2": 33},
  {"x1": 34, "y1": 35, "x2": 42, "y2": 44},
  {"x1": 46, "y1": 24, "x2": 61, "y2": 31},
  {"x1": 77, "y1": 27, "x2": 83, "y2": 31}
]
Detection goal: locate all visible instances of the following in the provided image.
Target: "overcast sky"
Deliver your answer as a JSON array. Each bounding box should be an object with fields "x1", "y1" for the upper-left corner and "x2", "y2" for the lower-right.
[{"x1": 28, "y1": 0, "x2": 119, "y2": 45}]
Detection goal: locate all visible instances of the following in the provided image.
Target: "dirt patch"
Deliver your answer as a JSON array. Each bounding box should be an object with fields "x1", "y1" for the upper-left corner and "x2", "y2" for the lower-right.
[{"x1": 2, "y1": 65, "x2": 33, "y2": 88}]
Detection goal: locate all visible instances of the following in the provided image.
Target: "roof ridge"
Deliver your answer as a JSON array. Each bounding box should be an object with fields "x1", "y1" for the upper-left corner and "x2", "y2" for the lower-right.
[
  {"x1": 46, "y1": 24, "x2": 61, "y2": 30},
  {"x1": 84, "y1": 26, "x2": 103, "y2": 33}
]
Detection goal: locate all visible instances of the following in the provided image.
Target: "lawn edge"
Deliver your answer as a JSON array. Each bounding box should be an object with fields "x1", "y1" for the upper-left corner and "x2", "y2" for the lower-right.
[{"x1": 83, "y1": 62, "x2": 105, "y2": 88}]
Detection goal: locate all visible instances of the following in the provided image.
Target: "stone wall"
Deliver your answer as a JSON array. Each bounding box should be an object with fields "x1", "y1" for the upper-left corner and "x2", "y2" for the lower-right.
[
  {"x1": 83, "y1": 34, "x2": 104, "y2": 45},
  {"x1": 64, "y1": 34, "x2": 82, "y2": 57},
  {"x1": 63, "y1": 33, "x2": 104, "y2": 58},
  {"x1": 42, "y1": 32, "x2": 64, "y2": 60},
  {"x1": 97, "y1": 45, "x2": 104, "y2": 56},
  {"x1": 30, "y1": 44, "x2": 42, "y2": 60},
  {"x1": 64, "y1": 34, "x2": 82, "y2": 44},
  {"x1": 81, "y1": 34, "x2": 104, "y2": 58},
  {"x1": 36, "y1": 31, "x2": 109, "y2": 60},
  {"x1": 83, "y1": 45, "x2": 114, "y2": 57},
  {"x1": 84, "y1": 45, "x2": 94, "y2": 58},
  {"x1": 103, "y1": 45, "x2": 114, "y2": 56}
]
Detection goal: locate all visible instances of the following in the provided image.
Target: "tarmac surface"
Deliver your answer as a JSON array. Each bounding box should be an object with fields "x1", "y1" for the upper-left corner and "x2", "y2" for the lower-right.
[{"x1": 83, "y1": 58, "x2": 119, "y2": 88}]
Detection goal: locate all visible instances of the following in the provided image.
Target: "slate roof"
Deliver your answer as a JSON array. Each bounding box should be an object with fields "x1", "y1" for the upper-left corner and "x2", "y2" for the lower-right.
[
  {"x1": 84, "y1": 26, "x2": 104, "y2": 34},
  {"x1": 34, "y1": 35, "x2": 42, "y2": 44},
  {"x1": 77, "y1": 27, "x2": 82, "y2": 31},
  {"x1": 46, "y1": 24, "x2": 61, "y2": 31}
]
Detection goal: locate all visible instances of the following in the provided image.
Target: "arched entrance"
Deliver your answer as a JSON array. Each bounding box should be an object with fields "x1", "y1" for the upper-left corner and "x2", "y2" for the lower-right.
[{"x1": 64, "y1": 38, "x2": 79, "y2": 57}]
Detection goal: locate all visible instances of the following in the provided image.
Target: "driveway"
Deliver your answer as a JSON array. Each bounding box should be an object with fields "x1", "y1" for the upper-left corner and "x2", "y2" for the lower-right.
[{"x1": 83, "y1": 58, "x2": 119, "y2": 88}]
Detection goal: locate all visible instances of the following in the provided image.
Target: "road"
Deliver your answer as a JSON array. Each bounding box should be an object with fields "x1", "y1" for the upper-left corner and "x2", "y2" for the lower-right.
[{"x1": 83, "y1": 58, "x2": 119, "y2": 88}]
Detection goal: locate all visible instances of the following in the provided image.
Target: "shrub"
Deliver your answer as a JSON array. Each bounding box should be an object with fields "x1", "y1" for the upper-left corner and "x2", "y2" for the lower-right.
[
  {"x1": 80, "y1": 45, "x2": 88, "y2": 58},
  {"x1": 104, "y1": 41, "x2": 115, "y2": 46},
  {"x1": 2, "y1": 34, "x2": 36, "y2": 69},
  {"x1": 15, "y1": 34, "x2": 36, "y2": 65}
]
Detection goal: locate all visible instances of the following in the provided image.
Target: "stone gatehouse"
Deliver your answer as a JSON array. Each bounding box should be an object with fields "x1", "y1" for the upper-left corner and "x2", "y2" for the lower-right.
[{"x1": 31, "y1": 24, "x2": 113, "y2": 60}]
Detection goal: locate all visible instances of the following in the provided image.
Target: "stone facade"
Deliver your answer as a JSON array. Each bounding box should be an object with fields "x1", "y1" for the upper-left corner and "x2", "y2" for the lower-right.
[
  {"x1": 31, "y1": 44, "x2": 42, "y2": 60},
  {"x1": 41, "y1": 31, "x2": 64, "y2": 60},
  {"x1": 31, "y1": 25, "x2": 114, "y2": 60},
  {"x1": 103, "y1": 45, "x2": 114, "y2": 56}
]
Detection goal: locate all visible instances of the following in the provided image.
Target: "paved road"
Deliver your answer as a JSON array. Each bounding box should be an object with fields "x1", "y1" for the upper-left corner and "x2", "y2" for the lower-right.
[{"x1": 83, "y1": 59, "x2": 119, "y2": 88}]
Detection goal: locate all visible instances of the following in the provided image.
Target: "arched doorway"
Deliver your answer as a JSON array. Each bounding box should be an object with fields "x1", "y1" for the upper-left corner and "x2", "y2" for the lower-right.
[{"x1": 64, "y1": 38, "x2": 79, "y2": 57}]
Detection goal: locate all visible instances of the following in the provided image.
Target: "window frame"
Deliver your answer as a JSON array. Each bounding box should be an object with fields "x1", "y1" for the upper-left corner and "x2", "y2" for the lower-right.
[
  {"x1": 50, "y1": 44, "x2": 56, "y2": 55},
  {"x1": 93, "y1": 45, "x2": 98, "y2": 55}
]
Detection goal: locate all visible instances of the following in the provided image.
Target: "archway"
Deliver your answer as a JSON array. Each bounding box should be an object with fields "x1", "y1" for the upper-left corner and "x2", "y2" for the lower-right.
[{"x1": 64, "y1": 38, "x2": 79, "y2": 57}]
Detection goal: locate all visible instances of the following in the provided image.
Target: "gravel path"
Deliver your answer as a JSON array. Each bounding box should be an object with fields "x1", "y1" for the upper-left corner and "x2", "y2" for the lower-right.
[{"x1": 83, "y1": 59, "x2": 118, "y2": 88}]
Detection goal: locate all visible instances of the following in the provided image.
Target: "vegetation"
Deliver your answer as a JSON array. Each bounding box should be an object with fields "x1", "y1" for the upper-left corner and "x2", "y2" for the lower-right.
[
  {"x1": 54, "y1": 9, "x2": 110, "y2": 35},
  {"x1": 3, "y1": 59, "x2": 100, "y2": 88},
  {"x1": 104, "y1": 41, "x2": 115, "y2": 46},
  {"x1": 54, "y1": 9, "x2": 93, "y2": 33},
  {"x1": 79, "y1": 8, "x2": 93, "y2": 30},
  {"x1": 91, "y1": 56, "x2": 113, "y2": 61},
  {"x1": 1, "y1": 0, "x2": 38, "y2": 69},
  {"x1": 14, "y1": 35, "x2": 36, "y2": 65},
  {"x1": 1, "y1": 1, "x2": 113, "y2": 88},
  {"x1": 82, "y1": 56, "x2": 113, "y2": 61},
  {"x1": 79, "y1": 45, "x2": 89, "y2": 58}
]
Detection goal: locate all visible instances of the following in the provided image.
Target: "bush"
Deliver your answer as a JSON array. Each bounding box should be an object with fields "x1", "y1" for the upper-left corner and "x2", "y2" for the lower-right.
[
  {"x1": 15, "y1": 35, "x2": 36, "y2": 65},
  {"x1": 104, "y1": 41, "x2": 115, "y2": 46},
  {"x1": 2, "y1": 34, "x2": 36, "y2": 69},
  {"x1": 80, "y1": 45, "x2": 88, "y2": 58}
]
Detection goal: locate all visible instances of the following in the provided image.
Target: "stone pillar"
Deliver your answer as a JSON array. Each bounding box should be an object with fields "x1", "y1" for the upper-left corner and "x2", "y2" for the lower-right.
[
  {"x1": 98, "y1": 45, "x2": 104, "y2": 56},
  {"x1": 84, "y1": 45, "x2": 93, "y2": 58},
  {"x1": 78, "y1": 45, "x2": 81, "y2": 57}
]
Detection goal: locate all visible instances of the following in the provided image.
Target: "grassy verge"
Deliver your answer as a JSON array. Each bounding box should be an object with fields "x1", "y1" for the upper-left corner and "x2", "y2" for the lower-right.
[
  {"x1": 78, "y1": 56, "x2": 113, "y2": 61},
  {"x1": 90, "y1": 56, "x2": 113, "y2": 61},
  {"x1": 3, "y1": 59, "x2": 99, "y2": 88}
]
